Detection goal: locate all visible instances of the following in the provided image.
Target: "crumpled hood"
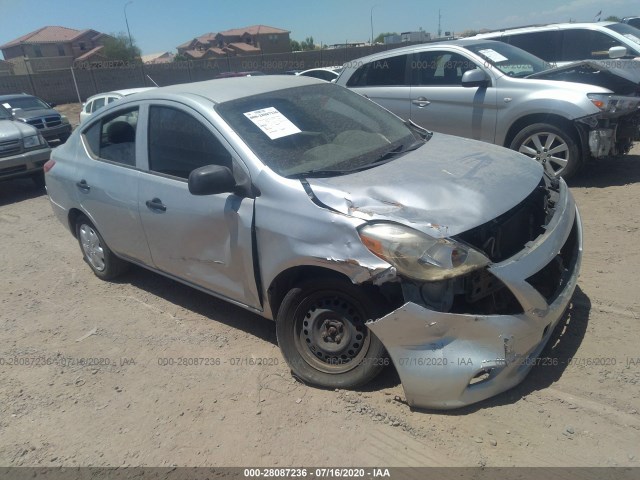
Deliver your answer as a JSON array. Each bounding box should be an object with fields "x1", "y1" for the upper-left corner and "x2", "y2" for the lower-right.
[
  {"x1": 306, "y1": 133, "x2": 543, "y2": 238},
  {"x1": 0, "y1": 119, "x2": 38, "y2": 139}
]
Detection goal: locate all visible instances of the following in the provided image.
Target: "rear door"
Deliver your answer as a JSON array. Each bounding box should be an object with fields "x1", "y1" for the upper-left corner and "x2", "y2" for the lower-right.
[
  {"x1": 136, "y1": 101, "x2": 260, "y2": 308},
  {"x1": 75, "y1": 106, "x2": 152, "y2": 265},
  {"x1": 409, "y1": 49, "x2": 498, "y2": 142}
]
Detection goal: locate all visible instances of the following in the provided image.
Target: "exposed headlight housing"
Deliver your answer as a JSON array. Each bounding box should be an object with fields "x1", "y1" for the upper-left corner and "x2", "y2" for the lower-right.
[
  {"x1": 588, "y1": 93, "x2": 640, "y2": 113},
  {"x1": 358, "y1": 223, "x2": 490, "y2": 281},
  {"x1": 23, "y1": 133, "x2": 46, "y2": 149}
]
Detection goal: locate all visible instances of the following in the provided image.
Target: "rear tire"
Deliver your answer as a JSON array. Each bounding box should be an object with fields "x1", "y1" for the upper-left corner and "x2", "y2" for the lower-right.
[
  {"x1": 75, "y1": 214, "x2": 128, "y2": 280},
  {"x1": 276, "y1": 277, "x2": 388, "y2": 389},
  {"x1": 510, "y1": 123, "x2": 581, "y2": 178}
]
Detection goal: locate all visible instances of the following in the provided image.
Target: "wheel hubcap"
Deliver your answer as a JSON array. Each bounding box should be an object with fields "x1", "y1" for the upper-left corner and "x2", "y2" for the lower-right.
[
  {"x1": 295, "y1": 295, "x2": 370, "y2": 374},
  {"x1": 518, "y1": 132, "x2": 569, "y2": 176},
  {"x1": 79, "y1": 224, "x2": 105, "y2": 271}
]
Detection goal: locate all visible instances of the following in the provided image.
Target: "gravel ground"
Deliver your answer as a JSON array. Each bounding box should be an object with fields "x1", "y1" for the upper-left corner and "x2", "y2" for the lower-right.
[{"x1": 0, "y1": 105, "x2": 638, "y2": 467}]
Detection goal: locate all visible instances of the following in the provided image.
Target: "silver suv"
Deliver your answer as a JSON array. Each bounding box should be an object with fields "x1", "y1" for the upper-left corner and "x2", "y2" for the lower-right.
[
  {"x1": 336, "y1": 39, "x2": 640, "y2": 178},
  {"x1": 0, "y1": 104, "x2": 51, "y2": 187},
  {"x1": 471, "y1": 22, "x2": 640, "y2": 64}
]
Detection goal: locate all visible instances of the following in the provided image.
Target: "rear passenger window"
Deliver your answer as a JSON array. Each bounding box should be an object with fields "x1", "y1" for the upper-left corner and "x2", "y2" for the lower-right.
[
  {"x1": 82, "y1": 107, "x2": 138, "y2": 167},
  {"x1": 346, "y1": 54, "x2": 409, "y2": 87},
  {"x1": 147, "y1": 106, "x2": 231, "y2": 180},
  {"x1": 91, "y1": 97, "x2": 105, "y2": 112}
]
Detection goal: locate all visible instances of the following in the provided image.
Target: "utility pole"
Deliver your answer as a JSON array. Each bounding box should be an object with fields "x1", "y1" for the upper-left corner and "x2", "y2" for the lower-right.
[
  {"x1": 438, "y1": 9, "x2": 442, "y2": 38},
  {"x1": 124, "y1": 1, "x2": 134, "y2": 49}
]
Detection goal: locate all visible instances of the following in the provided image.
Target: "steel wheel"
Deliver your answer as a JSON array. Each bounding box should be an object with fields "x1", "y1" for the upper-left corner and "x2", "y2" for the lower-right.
[
  {"x1": 510, "y1": 123, "x2": 582, "y2": 178},
  {"x1": 276, "y1": 277, "x2": 388, "y2": 389},
  {"x1": 79, "y1": 223, "x2": 105, "y2": 272},
  {"x1": 294, "y1": 291, "x2": 371, "y2": 374}
]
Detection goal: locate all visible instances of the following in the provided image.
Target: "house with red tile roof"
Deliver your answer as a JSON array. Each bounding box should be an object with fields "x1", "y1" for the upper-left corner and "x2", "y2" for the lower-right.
[
  {"x1": 177, "y1": 25, "x2": 290, "y2": 59},
  {"x1": 0, "y1": 26, "x2": 111, "y2": 74}
]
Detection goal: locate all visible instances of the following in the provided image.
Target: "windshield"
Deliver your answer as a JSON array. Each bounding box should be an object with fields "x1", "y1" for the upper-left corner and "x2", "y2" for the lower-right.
[
  {"x1": 1, "y1": 96, "x2": 50, "y2": 111},
  {"x1": 216, "y1": 83, "x2": 422, "y2": 177},
  {"x1": 0, "y1": 105, "x2": 11, "y2": 120},
  {"x1": 466, "y1": 41, "x2": 551, "y2": 77},
  {"x1": 604, "y1": 23, "x2": 640, "y2": 53}
]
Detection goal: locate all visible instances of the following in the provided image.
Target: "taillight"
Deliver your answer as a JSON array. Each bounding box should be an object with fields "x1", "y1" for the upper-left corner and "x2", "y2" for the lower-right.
[{"x1": 43, "y1": 159, "x2": 56, "y2": 173}]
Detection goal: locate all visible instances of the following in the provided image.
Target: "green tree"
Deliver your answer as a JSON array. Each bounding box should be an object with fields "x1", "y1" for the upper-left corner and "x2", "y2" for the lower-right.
[
  {"x1": 173, "y1": 53, "x2": 189, "y2": 62},
  {"x1": 374, "y1": 32, "x2": 398, "y2": 43},
  {"x1": 604, "y1": 15, "x2": 621, "y2": 22},
  {"x1": 300, "y1": 36, "x2": 316, "y2": 51},
  {"x1": 290, "y1": 39, "x2": 302, "y2": 51},
  {"x1": 102, "y1": 32, "x2": 141, "y2": 62}
]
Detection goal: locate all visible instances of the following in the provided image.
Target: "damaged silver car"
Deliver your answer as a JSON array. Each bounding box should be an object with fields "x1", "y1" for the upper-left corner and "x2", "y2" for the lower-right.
[{"x1": 45, "y1": 76, "x2": 582, "y2": 409}]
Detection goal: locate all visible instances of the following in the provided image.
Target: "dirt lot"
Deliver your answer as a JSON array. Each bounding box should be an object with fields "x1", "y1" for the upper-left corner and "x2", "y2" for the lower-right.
[{"x1": 1, "y1": 104, "x2": 639, "y2": 468}]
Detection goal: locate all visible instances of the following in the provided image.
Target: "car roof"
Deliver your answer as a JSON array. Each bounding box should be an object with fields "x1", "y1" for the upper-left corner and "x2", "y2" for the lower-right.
[
  {"x1": 86, "y1": 87, "x2": 155, "y2": 101},
  {"x1": 132, "y1": 75, "x2": 325, "y2": 104},
  {"x1": 340, "y1": 38, "x2": 504, "y2": 64},
  {"x1": 472, "y1": 21, "x2": 617, "y2": 37},
  {"x1": 0, "y1": 93, "x2": 38, "y2": 101}
]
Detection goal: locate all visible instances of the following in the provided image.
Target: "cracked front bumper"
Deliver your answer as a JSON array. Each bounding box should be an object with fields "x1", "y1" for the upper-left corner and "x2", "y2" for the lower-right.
[{"x1": 367, "y1": 181, "x2": 583, "y2": 409}]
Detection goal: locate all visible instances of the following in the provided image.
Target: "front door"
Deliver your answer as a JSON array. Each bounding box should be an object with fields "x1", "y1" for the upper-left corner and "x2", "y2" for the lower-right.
[{"x1": 137, "y1": 102, "x2": 260, "y2": 309}]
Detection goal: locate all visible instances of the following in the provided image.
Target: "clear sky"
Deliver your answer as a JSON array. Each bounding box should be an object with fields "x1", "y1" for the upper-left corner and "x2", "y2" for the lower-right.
[{"x1": 0, "y1": 0, "x2": 638, "y2": 55}]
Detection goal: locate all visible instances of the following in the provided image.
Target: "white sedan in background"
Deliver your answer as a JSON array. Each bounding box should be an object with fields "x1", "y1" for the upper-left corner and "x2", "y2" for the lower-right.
[{"x1": 80, "y1": 87, "x2": 155, "y2": 123}]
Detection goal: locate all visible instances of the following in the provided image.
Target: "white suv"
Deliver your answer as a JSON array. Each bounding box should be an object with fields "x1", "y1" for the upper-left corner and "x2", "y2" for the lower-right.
[{"x1": 472, "y1": 22, "x2": 640, "y2": 64}]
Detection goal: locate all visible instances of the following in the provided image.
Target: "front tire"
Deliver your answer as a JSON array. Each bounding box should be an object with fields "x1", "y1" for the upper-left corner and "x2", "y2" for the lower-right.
[
  {"x1": 510, "y1": 123, "x2": 581, "y2": 178},
  {"x1": 75, "y1": 215, "x2": 128, "y2": 280},
  {"x1": 276, "y1": 277, "x2": 388, "y2": 389}
]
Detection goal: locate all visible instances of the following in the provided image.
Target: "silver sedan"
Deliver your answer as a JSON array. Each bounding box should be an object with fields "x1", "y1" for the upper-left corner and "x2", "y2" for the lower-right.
[{"x1": 45, "y1": 76, "x2": 582, "y2": 409}]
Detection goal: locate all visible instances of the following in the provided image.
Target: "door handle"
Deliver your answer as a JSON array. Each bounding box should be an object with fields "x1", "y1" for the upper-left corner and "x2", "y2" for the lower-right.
[
  {"x1": 411, "y1": 97, "x2": 431, "y2": 107},
  {"x1": 145, "y1": 198, "x2": 166, "y2": 213},
  {"x1": 76, "y1": 180, "x2": 90, "y2": 192}
]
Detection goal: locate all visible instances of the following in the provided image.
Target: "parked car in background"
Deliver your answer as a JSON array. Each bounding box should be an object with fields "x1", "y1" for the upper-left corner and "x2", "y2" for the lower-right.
[
  {"x1": 45, "y1": 76, "x2": 582, "y2": 409},
  {"x1": 336, "y1": 39, "x2": 640, "y2": 178},
  {"x1": 80, "y1": 88, "x2": 155, "y2": 123},
  {"x1": 622, "y1": 17, "x2": 640, "y2": 29},
  {"x1": 214, "y1": 71, "x2": 265, "y2": 79},
  {"x1": 0, "y1": 93, "x2": 72, "y2": 144},
  {"x1": 471, "y1": 22, "x2": 640, "y2": 64},
  {"x1": 0, "y1": 104, "x2": 51, "y2": 187},
  {"x1": 298, "y1": 66, "x2": 343, "y2": 82}
]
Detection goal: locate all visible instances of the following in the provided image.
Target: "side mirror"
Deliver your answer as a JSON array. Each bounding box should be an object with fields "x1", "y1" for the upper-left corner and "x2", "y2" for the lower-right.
[
  {"x1": 461, "y1": 69, "x2": 490, "y2": 88},
  {"x1": 188, "y1": 165, "x2": 236, "y2": 196},
  {"x1": 609, "y1": 46, "x2": 627, "y2": 59}
]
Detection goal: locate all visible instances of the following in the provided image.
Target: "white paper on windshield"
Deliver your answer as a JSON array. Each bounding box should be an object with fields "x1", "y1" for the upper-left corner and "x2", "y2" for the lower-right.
[
  {"x1": 623, "y1": 33, "x2": 640, "y2": 45},
  {"x1": 2, "y1": 103, "x2": 11, "y2": 109},
  {"x1": 244, "y1": 107, "x2": 301, "y2": 140},
  {"x1": 478, "y1": 49, "x2": 509, "y2": 63}
]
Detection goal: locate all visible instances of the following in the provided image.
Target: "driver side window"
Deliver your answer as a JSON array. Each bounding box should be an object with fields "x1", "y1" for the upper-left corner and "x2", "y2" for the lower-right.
[{"x1": 147, "y1": 106, "x2": 232, "y2": 180}]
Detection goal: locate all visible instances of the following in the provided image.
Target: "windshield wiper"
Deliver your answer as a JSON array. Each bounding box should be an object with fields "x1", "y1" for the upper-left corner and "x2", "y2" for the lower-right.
[{"x1": 404, "y1": 119, "x2": 433, "y2": 141}]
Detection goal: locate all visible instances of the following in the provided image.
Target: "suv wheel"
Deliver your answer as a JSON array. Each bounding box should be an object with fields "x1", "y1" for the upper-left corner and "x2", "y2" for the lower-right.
[{"x1": 510, "y1": 123, "x2": 581, "y2": 178}]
